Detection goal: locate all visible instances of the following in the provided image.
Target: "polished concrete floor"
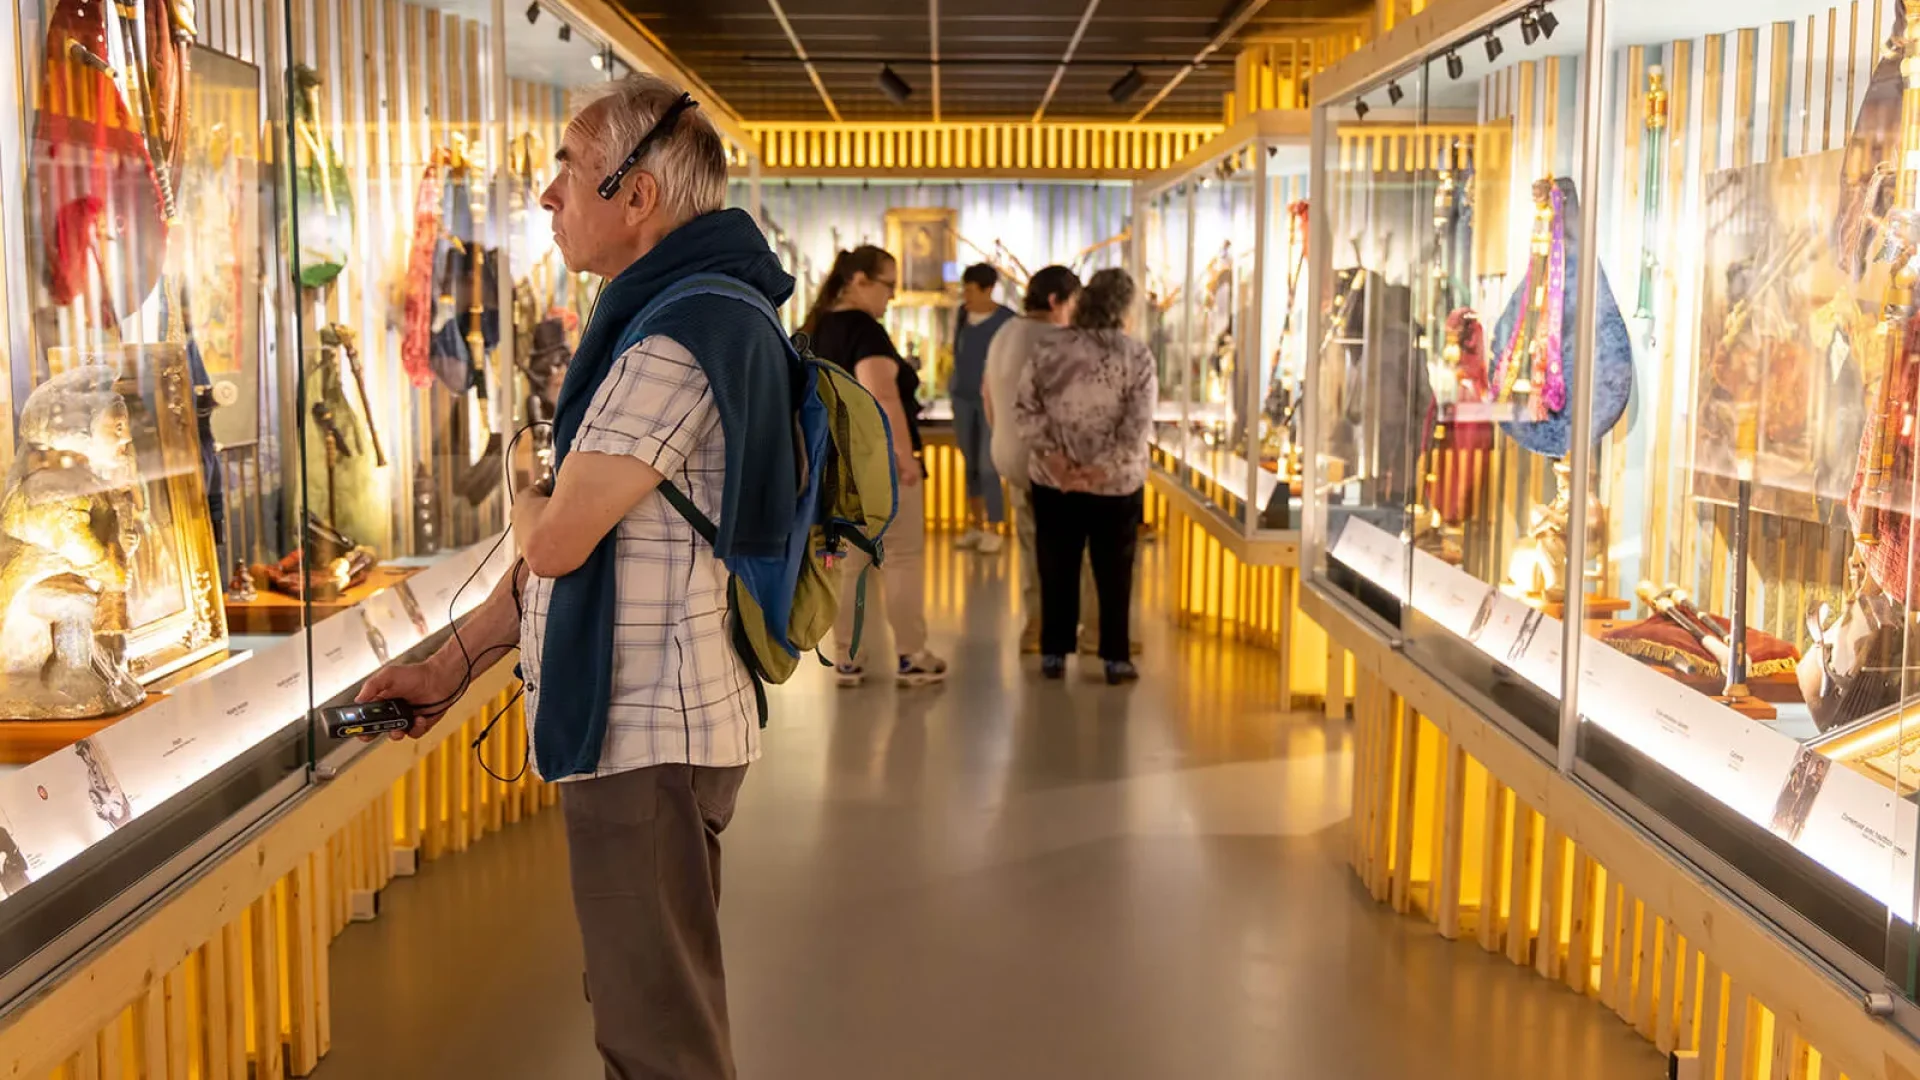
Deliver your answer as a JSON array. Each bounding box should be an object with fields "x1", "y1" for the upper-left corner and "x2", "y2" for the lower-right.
[{"x1": 313, "y1": 539, "x2": 1663, "y2": 1079}]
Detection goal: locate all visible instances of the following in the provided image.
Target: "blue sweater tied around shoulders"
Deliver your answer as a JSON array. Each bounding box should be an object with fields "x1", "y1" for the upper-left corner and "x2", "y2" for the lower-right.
[{"x1": 535, "y1": 208, "x2": 797, "y2": 779}]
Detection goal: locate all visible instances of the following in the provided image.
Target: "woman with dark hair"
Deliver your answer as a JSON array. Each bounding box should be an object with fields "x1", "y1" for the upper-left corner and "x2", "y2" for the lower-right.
[
  {"x1": 803, "y1": 246, "x2": 948, "y2": 687},
  {"x1": 1013, "y1": 268, "x2": 1156, "y2": 684}
]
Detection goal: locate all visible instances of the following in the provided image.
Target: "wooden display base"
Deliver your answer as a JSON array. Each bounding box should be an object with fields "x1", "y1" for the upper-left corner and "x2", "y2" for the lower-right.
[
  {"x1": 1542, "y1": 594, "x2": 1629, "y2": 620},
  {"x1": 1713, "y1": 693, "x2": 1777, "y2": 721},
  {"x1": 225, "y1": 565, "x2": 420, "y2": 636}
]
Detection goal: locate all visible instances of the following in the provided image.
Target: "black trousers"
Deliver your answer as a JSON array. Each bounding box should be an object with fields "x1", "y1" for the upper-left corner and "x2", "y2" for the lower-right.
[{"x1": 1030, "y1": 483, "x2": 1143, "y2": 662}]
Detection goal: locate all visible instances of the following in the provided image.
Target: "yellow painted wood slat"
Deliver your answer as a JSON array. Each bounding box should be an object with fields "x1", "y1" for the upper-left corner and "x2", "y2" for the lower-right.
[
  {"x1": 1564, "y1": 852, "x2": 1598, "y2": 995},
  {"x1": 1476, "y1": 776, "x2": 1508, "y2": 953},
  {"x1": 1389, "y1": 701, "x2": 1421, "y2": 914},
  {"x1": 248, "y1": 893, "x2": 285, "y2": 1080},
  {"x1": 1535, "y1": 826, "x2": 1567, "y2": 981},
  {"x1": 1504, "y1": 799, "x2": 1538, "y2": 968},
  {"x1": 1434, "y1": 742, "x2": 1468, "y2": 939}
]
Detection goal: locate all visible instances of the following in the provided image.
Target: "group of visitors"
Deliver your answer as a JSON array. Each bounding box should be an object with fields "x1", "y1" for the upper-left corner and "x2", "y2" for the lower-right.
[
  {"x1": 356, "y1": 70, "x2": 1160, "y2": 1080},
  {"x1": 802, "y1": 246, "x2": 1157, "y2": 687}
]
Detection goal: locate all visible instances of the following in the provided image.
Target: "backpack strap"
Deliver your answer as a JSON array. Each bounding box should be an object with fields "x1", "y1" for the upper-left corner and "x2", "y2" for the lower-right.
[{"x1": 635, "y1": 282, "x2": 776, "y2": 728}]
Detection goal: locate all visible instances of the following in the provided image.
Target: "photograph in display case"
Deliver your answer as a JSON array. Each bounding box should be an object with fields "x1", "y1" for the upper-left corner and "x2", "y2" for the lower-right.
[{"x1": 885, "y1": 206, "x2": 958, "y2": 306}]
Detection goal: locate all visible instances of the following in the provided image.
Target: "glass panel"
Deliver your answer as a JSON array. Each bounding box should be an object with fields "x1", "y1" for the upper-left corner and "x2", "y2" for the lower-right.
[
  {"x1": 1152, "y1": 182, "x2": 1196, "y2": 482},
  {"x1": 1313, "y1": 70, "x2": 1429, "y2": 626},
  {"x1": 1177, "y1": 149, "x2": 1258, "y2": 525},
  {"x1": 1389, "y1": 6, "x2": 1590, "y2": 750},
  {"x1": 1573, "y1": 0, "x2": 1907, "y2": 984},
  {"x1": 0, "y1": 0, "x2": 310, "y2": 999},
  {"x1": 1143, "y1": 185, "x2": 1189, "y2": 461},
  {"x1": 1255, "y1": 139, "x2": 1313, "y2": 534}
]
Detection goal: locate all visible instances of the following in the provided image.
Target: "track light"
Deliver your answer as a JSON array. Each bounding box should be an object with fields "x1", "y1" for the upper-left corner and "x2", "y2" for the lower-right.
[
  {"x1": 1109, "y1": 65, "x2": 1145, "y2": 104},
  {"x1": 878, "y1": 64, "x2": 912, "y2": 106},
  {"x1": 1386, "y1": 80, "x2": 1404, "y2": 105},
  {"x1": 590, "y1": 47, "x2": 609, "y2": 71},
  {"x1": 1535, "y1": 3, "x2": 1558, "y2": 39},
  {"x1": 558, "y1": 23, "x2": 570, "y2": 42},
  {"x1": 1445, "y1": 50, "x2": 1464, "y2": 80},
  {"x1": 1520, "y1": 8, "x2": 1539, "y2": 45},
  {"x1": 1353, "y1": 98, "x2": 1369, "y2": 120},
  {"x1": 1484, "y1": 30, "x2": 1504, "y2": 63},
  {"x1": 525, "y1": 1, "x2": 539, "y2": 24}
]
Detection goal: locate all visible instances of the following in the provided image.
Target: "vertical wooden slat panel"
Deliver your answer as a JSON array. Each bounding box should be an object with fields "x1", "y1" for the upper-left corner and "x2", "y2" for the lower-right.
[
  {"x1": 250, "y1": 892, "x2": 285, "y2": 1080},
  {"x1": 1476, "y1": 776, "x2": 1507, "y2": 953}
]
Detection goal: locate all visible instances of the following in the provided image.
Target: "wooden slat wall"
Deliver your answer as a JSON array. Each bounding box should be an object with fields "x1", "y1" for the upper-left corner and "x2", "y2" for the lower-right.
[
  {"x1": 1230, "y1": 25, "x2": 1372, "y2": 119},
  {"x1": 32, "y1": 683, "x2": 554, "y2": 1080},
  {"x1": 745, "y1": 122, "x2": 1223, "y2": 177}
]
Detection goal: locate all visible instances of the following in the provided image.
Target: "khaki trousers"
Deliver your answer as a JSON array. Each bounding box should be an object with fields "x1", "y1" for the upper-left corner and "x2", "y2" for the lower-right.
[
  {"x1": 834, "y1": 479, "x2": 928, "y2": 665},
  {"x1": 561, "y1": 763, "x2": 749, "y2": 1080}
]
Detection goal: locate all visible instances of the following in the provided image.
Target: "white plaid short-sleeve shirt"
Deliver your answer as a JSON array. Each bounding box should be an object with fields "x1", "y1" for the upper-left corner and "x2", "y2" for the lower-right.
[{"x1": 520, "y1": 334, "x2": 760, "y2": 780}]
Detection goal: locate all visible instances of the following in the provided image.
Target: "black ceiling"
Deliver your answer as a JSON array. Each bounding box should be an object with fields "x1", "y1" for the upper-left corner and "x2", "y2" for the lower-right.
[{"x1": 622, "y1": 0, "x2": 1371, "y2": 124}]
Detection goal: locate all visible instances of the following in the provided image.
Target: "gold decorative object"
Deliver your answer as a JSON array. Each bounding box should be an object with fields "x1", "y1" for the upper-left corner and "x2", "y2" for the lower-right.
[{"x1": 0, "y1": 367, "x2": 147, "y2": 718}]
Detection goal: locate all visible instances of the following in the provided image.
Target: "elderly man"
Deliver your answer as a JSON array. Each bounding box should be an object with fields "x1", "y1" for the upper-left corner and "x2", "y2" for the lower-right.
[{"x1": 358, "y1": 73, "x2": 792, "y2": 1079}]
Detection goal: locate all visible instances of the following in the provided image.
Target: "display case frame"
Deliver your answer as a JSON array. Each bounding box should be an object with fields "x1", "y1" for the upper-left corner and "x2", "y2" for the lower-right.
[
  {"x1": 1134, "y1": 110, "x2": 1313, "y2": 557},
  {"x1": 1304, "y1": 0, "x2": 1920, "y2": 1034}
]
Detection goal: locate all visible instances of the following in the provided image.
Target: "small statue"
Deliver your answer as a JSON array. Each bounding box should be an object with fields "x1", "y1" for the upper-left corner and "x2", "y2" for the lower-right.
[
  {"x1": 0, "y1": 367, "x2": 148, "y2": 719},
  {"x1": 227, "y1": 558, "x2": 257, "y2": 603},
  {"x1": 1512, "y1": 457, "x2": 1609, "y2": 602}
]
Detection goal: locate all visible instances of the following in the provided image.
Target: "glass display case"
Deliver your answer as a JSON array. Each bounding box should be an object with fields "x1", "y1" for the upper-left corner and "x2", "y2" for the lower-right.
[
  {"x1": 1308, "y1": 0, "x2": 1920, "y2": 1015},
  {"x1": 0, "y1": 0, "x2": 682, "y2": 1010},
  {"x1": 1135, "y1": 112, "x2": 1312, "y2": 538}
]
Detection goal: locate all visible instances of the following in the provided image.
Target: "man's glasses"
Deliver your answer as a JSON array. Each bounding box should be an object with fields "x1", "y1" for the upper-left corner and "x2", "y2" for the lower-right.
[{"x1": 596, "y1": 93, "x2": 699, "y2": 200}]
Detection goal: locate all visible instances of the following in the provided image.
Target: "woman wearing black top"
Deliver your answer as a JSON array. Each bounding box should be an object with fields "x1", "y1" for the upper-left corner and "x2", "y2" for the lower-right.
[{"x1": 803, "y1": 246, "x2": 947, "y2": 687}]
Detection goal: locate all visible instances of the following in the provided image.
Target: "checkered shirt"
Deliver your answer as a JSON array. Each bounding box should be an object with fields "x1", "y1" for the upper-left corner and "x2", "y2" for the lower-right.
[{"x1": 520, "y1": 334, "x2": 760, "y2": 780}]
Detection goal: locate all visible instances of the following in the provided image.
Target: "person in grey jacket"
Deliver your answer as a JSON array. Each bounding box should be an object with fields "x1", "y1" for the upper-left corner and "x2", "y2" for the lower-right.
[{"x1": 1013, "y1": 268, "x2": 1156, "y2": 684}]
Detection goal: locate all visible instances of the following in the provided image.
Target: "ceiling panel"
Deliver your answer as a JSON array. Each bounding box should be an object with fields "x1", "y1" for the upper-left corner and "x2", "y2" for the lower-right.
[{"x1": 624, "y1": 0, "x2": 1368, "y2": 123}]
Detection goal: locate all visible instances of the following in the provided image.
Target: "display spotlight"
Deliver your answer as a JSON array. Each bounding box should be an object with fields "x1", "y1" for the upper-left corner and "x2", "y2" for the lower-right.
[
  {"x1": 1484, "y1": 30, "x2": 1504, "y2": 63},
  {"x1": 1386, "y1": 80, "x2": 1404, "y2": 105},
  {"x1": 1353, "y1": 97, "x2": 1370, "y2": 120},
  {"x1": 525, "y1": 1, "x2": 540, "y2": 24},
  {"x1": 1445, "y1": 50, "x2": 1464, "y2": 80},
  {"x1": 878, "y1": 64, "x2": 913, "y2": 106},
  {"x1": 1108, "y1": 65, "x2": 1145, "y2": 104},
  {"x1": 1535, "y1": 3, "x2": 1558, "y2": 38},
  {"x1": 558, "y1": 22, "x2": 571, "y2": 41},
  {"x1": 1519, "y1": 8, "x2": 1539, "y2": 45},
  {"x1": 590, "y1": 47, "x2": 610, "y2": 71}
]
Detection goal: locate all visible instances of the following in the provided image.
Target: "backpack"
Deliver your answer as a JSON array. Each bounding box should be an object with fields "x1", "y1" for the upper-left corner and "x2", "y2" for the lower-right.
[{"x1": 623, "y1": 274, "x2": 898, "y2": 722}]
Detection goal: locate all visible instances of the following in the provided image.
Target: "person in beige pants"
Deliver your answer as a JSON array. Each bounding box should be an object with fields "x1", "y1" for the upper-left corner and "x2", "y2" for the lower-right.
[{"x1": 800, "y1": 244, "x2": 949, "y2": 686}]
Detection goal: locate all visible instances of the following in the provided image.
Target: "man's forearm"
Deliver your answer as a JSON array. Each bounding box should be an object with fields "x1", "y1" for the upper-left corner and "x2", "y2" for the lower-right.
[{"x1": 425, "y1": 560, "x2": 528, "y2": 678}]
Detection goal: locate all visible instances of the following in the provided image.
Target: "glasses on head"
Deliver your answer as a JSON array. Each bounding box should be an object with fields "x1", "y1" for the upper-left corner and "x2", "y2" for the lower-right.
[{"x1": 597, "y1": 93, "x2": 699, "y2": 200}]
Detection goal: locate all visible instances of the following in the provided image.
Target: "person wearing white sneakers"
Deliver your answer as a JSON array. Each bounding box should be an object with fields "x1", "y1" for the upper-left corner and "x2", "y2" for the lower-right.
[
  {"x1": 950, "y1": 263, "x2": 1014, "y2": 556},
  {"x1": 802, "y1": 245, "x2": 949, "y2": 687}
]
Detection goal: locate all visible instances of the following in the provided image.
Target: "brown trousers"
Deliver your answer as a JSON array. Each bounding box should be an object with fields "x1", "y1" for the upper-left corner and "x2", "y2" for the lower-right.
[{"x1": 561, "y1": 763, "x2": 749, "y2": 1080}]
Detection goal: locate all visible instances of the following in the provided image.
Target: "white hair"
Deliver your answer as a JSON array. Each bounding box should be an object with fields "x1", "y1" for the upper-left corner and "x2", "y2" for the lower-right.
[{"x1": 580, "y1": 73, "x2": 728, "y2": 225}]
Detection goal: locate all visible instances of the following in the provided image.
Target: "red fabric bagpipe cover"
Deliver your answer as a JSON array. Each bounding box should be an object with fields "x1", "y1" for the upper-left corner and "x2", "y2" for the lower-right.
[
  {"x1": 1426, "y1": 308, "x2": 1494, "y2": 526},
  {"x1": 34, "y1": 0, "x2": 178, "y2": 323}
]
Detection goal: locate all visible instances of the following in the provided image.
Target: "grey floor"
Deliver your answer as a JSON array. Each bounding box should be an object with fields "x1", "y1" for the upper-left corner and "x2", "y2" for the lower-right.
[{"x1": 314, "y1": 540, "x2": 1663, "y2": 1079}]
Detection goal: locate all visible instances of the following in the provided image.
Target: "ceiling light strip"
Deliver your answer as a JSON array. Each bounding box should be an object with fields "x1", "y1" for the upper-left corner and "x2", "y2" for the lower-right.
[
  {"x1": 1128, "y1": 0, "x2": 1271, "y2": 123},
  {"x1": 765, "y1": 0, "x2": 842, "y2": 122},
  {"x1": 1032, "y1": 0, "x2": 1102, "y2": 124}
]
